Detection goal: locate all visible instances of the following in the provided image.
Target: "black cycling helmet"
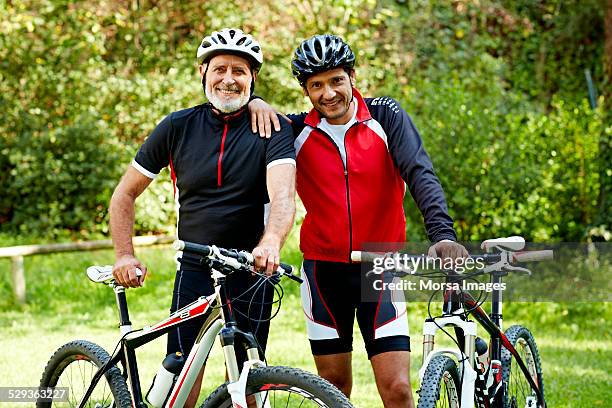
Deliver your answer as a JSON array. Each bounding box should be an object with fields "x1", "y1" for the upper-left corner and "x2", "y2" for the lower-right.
[{"x1": 292, "y1": 34, "x2": 355, "y2": 86}]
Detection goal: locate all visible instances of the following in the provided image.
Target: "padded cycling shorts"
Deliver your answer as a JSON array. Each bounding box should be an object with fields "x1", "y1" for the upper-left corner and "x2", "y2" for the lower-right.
[{"x1": 300, "y1": 259, "x2": 410, "y2": 359}]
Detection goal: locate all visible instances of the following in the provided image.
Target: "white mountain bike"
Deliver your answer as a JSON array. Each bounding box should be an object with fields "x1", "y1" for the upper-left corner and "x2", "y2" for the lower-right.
[{"x1": 38, "y1": 240, "x2": 353, "y2": 408}]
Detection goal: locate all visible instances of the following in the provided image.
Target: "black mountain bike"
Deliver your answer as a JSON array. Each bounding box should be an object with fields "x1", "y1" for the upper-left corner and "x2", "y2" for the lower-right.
[{"x1": 352, "y1": 236, "x2": 551, "y2": 408}]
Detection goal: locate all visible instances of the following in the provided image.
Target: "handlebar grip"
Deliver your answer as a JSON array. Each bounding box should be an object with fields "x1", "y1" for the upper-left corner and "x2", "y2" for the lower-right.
[
  {"x1": 279, "y1": 263, "x2": 293, "y2": 273},
  {"x1": 351, "y1": 251, "x2": 382, "y2": 262},
  {"x1": 279, "y1": 263, "x2": 303, "y2": 283},
  {"x1": 512, "y1": 250, "x2": 553, "y2": 263},
  {"x1": 173, "y1": 240, "x2": 212, "y2": 256}
]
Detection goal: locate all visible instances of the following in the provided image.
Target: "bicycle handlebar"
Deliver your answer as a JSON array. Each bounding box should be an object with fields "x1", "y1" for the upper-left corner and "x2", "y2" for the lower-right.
[
  {"x1": 351, "y1": 251, "x2": 501, "y2": 264},
  {"x1": 351, "y1": 247, "x2": 553, "y2": 271},
  {"x1": 173, "y1": 240, "x2": 302, "y2": 283}
]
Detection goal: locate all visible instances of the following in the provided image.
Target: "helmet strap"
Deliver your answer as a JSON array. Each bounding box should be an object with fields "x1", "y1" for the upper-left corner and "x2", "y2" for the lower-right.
[{"x1": 200, "y1": 63, "x2": 209, "y2": 97}]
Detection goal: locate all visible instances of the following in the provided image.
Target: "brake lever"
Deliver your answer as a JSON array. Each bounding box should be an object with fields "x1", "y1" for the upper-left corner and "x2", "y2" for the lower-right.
[
  {"x1": 212, "y1": 245, "x2": 244, "y2": 270},
  {"x1": 503, "y1": 265, "x2": 532, "y2": 275}
]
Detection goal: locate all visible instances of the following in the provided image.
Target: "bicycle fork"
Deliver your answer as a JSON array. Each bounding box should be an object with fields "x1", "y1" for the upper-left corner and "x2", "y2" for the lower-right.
[
  {"x1": 221, "y1": 324, "x2": 270, "y2": 408},
  {"x1": 216, "y1": 276, "x2": 271, "y2": 408},
  {"x1": 419, "y1": 315, "x2": 479, "y2": 408}
]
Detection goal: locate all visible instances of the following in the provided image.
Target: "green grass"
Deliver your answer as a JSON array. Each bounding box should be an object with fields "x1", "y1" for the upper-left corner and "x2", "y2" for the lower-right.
[{"x1": 0, "y1": 243, "x2": 610, "y2": 407}]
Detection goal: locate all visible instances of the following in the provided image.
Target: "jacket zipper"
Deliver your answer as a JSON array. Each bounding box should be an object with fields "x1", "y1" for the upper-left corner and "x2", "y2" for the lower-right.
[
  {"x1": 344, "y1": 166, "x2": 353, "y2": 262},
  {"x1": 343, "y1": 123, "x2": 359, "y2": 262},
  {"x1": 217, "y1": 122, "x2": 228, "y2": 187},
  {"x1": 317, "y1": 127, "x2": 357, "y2": 262}
]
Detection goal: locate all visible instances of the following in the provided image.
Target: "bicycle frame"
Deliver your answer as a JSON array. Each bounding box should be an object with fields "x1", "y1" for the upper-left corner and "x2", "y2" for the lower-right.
[
  {"x1": 78, "y1": 271, "x2": 265, "y2": 408},
  {"x1": 419, "y1": 271, "x2": 545, "y2": 408}
]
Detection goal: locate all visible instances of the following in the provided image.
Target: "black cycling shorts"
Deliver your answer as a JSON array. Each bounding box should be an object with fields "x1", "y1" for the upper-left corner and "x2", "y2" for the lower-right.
[
  {"x1": 167, "y1": 256, "x2": 273, "y2": 367},
  {"x1": 300, "y1": 260, "x2": 410, "y2": 359}
]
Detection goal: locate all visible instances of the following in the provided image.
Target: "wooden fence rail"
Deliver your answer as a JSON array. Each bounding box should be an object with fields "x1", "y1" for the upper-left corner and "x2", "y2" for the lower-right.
[{"x1": 0, "y1": 235, "x2": 174, "y2": 304}]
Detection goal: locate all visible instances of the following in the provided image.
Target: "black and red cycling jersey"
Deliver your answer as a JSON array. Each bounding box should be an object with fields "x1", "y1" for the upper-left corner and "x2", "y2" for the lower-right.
[
  {"x1": 289, "y1": 88, "x2": 456, "y2": 262},
  {"x1": 133, "y1": 103, "x2": 295, "y2": 251}
]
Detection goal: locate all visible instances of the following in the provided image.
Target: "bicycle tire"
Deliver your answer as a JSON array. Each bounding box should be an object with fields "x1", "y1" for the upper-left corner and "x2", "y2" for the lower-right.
[
  {"x1": 200, "y1": 365, "x2": 354, "y2": 408},
  {"x1": 501, "y1": 325, "x2": 544, "y2": 408},
  {"x1": 417, "y1": 354, "x2": 461, "y2": 408},
  {"x1": 37, "y1": 339, "x2": 131, "y2": 408}
]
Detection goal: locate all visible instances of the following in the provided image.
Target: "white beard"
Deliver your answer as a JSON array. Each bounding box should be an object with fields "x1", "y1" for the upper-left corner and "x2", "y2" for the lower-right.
[{"x1": 205, "y1": 83, "x2": 250, "y2": 114}]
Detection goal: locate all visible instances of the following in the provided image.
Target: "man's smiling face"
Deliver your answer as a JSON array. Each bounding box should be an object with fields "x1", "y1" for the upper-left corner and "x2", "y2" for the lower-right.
[
  {"x1": 201, "y1": 54, "x2": 255, "y2": 113},
  {"x1": 304, "y1": 67, "x2": 355, "y2": 125}
]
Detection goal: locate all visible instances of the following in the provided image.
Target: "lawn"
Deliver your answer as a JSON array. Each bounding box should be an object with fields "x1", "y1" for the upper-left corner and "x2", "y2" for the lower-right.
[{"x1": 0, "y1": 244, "x2": 610, "y2": 407}]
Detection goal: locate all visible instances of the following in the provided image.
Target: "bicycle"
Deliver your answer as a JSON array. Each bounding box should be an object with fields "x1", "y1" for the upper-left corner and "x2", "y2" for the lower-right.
[
  {"x1": 37, "y1": 240, "x2": 354, "y2": 408},
  {"x1": 352, "y1": 236, "x2": 552, "y2": 408}
]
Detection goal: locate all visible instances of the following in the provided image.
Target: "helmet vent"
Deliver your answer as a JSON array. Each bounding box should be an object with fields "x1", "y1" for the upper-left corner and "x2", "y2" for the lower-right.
[
  {"x1": 314, "y1": 40, "x2": 323, "y2": 60},
  {"x1": 229, "y1": 29, "x2": 236, "y2": 38},
  {"x1": 251, "y1": 46, "x2": 260, "y2": 53}
]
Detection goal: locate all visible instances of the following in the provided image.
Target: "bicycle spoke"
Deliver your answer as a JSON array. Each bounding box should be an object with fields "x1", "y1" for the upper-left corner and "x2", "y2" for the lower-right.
[
  {"x1": 69, "y1": 363, "x2": 76, "y2": 406},
  {"x1": 246, "y1": 386, "x2": 341, "y2": 407},
  {"x1": 505, "y1": 331, "x2": 542, "y2": 408},
  {"x1": 41, "y1": 354, "x2": 121, "y2": 407}
]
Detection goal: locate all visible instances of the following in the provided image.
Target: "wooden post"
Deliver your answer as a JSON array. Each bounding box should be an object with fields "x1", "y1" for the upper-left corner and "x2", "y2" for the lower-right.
[{"x1": 11, "y1": 255, "x2": 26, "y2": 304}]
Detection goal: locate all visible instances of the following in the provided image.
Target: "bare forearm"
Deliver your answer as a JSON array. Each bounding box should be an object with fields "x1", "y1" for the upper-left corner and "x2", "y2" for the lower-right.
[
  {"x1": 252, "y1": 164, "x2": 295, "y2": 273},
  {"x1": 109, "y1": 190, "x2": 137, "y2": 258},
  {"x1": 260, "y1": 195, "x2": 295, "y2": 248}
]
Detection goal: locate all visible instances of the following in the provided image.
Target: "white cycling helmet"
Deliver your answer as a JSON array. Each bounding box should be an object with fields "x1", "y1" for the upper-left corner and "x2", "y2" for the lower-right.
[{"x1": 196, "y1": 28, "x2": 263, "y2": 71}]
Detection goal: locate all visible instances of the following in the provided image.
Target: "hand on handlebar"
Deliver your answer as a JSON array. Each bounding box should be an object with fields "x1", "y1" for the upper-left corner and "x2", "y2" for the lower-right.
[
  {"x1": 252, "y1": 241, "x2": 280, "y2": 276},
  {"x1": 112, "y1": 255, "x2": 147, "y2": 288},
  {"x1": 427, "y1": 240, "x2": 470, "y2": 268}
]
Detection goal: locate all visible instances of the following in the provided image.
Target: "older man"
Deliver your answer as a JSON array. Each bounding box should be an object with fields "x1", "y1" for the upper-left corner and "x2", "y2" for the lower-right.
[{"x1": 109, "y1": 28, "x2": 296, "y2": 407}]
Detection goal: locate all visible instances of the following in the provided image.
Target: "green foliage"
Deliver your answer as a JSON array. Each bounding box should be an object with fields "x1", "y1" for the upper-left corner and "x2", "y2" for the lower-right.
[
  {"x1": 5, "y1": 121, "x2": 122, "y2": 237},
  {"x1": 499, "y1": 0, "x2": 606, "y2": 102},
  {"x1": 0, "y1": 0, "x2": 608, "y2": 241},
  {"x1": 407, "y1": 76, "x2": 605, "y2": 241}
]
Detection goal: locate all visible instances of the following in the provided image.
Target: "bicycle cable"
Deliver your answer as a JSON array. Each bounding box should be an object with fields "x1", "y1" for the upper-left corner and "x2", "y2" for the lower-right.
[{"x1": 207, "y1": 268, "x2": 289, "y2": 368}]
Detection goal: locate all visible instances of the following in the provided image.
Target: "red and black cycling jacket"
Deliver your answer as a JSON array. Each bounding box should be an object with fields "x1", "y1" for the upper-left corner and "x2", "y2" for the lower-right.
[{"x1": 289, "y1": 88, "x2": 456, "y2": 263}]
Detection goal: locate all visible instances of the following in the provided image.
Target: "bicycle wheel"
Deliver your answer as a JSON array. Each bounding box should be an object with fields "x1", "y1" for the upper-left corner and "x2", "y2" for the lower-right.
[
  {"x1": 417, "y1": 355, "x2": 461, "y2": 408},
  {"x1": 501, "y1": 325, "x2": 544, "y2": 408},
  {"x1": 200, "y1": 365, "x2": 353, "y2": 407},
  {"x1": 37, "y1": 340, "x2": 131, "y2": 408}
]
